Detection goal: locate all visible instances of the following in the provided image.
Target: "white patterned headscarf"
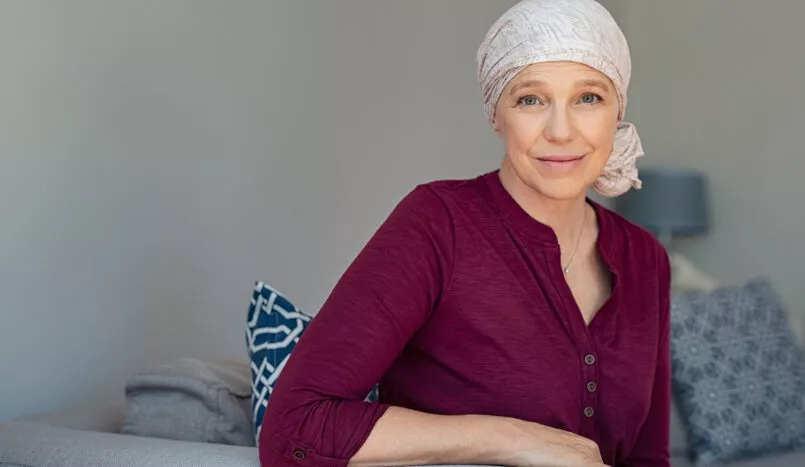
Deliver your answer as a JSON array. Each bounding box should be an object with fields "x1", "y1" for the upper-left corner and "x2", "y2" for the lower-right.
[{"x1": 477, "y1": 0, "x2": 644, "y2": 197}]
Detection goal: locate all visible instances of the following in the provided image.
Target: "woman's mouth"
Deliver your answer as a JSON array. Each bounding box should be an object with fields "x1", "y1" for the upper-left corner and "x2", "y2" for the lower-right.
[{"x1": 535, "y1": 154, "x2": 586, "y2": 173}]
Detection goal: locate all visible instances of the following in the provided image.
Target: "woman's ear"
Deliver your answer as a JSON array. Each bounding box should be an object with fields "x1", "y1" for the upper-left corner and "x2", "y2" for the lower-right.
[{"x1": 491, "y1": 115, "x2": 503, "y2": 138}]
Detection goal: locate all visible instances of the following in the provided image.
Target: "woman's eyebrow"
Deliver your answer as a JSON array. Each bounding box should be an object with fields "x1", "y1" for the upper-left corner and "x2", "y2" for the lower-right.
[
  {"x1": 576, "y1": 79, "x2": 612, "y2": 93},
  {"x1": 508, "y1": 79, "x2": 546, "y2": 96},
  {"x1": 509, "y1": 78, "x2": 612, "y2": 96}
]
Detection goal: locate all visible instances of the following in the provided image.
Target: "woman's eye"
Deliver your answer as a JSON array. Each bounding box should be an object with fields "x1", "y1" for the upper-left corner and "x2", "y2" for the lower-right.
[
  {"x1": 518, "y1": 95, "x2": 542, "y2": 106},
  {"x1": 579, "y1": 92, "x2": 602, "y2": 104}
]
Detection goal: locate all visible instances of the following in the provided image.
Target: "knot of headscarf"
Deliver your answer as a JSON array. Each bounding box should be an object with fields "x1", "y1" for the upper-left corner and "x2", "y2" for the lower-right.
[{"x1": 476, "y1": 0, "x2": 644, "y2": 197}]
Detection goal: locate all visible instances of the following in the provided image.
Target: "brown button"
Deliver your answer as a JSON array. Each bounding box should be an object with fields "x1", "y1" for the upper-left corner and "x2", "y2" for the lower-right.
[
  {"x1": 293, "y1": 450, "x2": 306, "y2": 460},
  {"x1": 586, "y1": 381, "x2": 597, "y2": 393},
  {"x1": 584, "y1": 407, "x2": 595, "y2": 418},
  {"x1": 584, "y1": 354, "x2": 596, "y2": 365}
]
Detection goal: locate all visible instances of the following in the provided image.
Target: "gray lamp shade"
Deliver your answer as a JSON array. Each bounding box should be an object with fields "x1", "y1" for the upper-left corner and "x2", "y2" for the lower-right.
[{"x1": 614, "y1": 167, "x2": 710, "y2": 238}]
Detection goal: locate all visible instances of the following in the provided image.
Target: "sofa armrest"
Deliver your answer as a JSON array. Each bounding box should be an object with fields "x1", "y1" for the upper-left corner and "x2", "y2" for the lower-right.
[
  {"x1": 15, "y1": 400, "x2": 126, "y2": 434},
  {"x1": 0, "y1": 420, "x2": 259, "y2": 467}
]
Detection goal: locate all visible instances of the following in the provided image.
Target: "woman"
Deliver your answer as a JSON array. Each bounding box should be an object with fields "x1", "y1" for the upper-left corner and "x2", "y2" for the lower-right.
[{"x1": 260, "y1": 1, "x2": 671, "y2": 466}]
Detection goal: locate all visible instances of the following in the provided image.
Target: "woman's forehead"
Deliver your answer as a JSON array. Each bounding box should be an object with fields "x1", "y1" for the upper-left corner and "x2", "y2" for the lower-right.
[
  {"x1": 518, "y1": 61, "x2": 609, "y2": 80},
  {"x1": 505, "y1": 61, "x2": 616, "y2": 92}
]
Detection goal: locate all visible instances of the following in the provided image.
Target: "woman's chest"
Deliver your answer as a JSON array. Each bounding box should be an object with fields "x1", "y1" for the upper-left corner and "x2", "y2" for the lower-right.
[{"x1": 403, "y1": 251, "x2": 661, "y2": 438}]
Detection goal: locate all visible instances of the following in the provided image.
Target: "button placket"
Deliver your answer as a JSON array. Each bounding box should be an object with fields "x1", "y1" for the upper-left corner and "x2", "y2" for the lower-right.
[{"x1": 581, "y1": 351, "x2": 599, "y2": 423}]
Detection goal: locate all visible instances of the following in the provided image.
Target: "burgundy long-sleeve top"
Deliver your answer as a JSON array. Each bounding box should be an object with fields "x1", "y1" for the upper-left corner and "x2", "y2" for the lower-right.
[{"x1": 260, "y1": 170, "x2": 671, "y2": 467}]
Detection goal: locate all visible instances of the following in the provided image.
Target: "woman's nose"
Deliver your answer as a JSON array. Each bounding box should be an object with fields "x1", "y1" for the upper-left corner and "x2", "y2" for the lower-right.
[{"x1": 543, "y1": 106, "x2": 574, "y2": 143}]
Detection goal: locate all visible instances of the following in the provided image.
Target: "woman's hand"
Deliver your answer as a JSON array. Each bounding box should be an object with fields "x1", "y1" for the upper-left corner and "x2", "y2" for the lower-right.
[
  {"x1": 495, "y1": 417, "x2": 609, "y2": 467},
  {"x1": 541, "y1": 427, "x2": 607, "y2": 467}
]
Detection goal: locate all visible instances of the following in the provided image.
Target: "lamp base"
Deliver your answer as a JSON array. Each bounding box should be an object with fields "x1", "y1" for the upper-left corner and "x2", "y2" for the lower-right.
[{"x1": 667, "y1": 252, "x2": 719, "y2": 293}]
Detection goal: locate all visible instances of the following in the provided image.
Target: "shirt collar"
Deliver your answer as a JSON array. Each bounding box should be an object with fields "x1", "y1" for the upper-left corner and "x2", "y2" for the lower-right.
[{"x1": 479, "y1": 170, "x2": 616, "y2": 263}]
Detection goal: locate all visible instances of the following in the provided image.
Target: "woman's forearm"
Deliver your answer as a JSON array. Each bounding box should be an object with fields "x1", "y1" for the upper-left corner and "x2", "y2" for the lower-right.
[
  {"x1": 348, "y1": 406, "x2": 505, "y2": 466},
  {"x1": 349, "y1": 406, "x2": 605, "y2": 467}
]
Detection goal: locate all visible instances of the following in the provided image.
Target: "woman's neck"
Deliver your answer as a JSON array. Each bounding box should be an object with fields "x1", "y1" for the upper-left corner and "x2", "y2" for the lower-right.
[{"x1": 498, "y1": 163, "x2": 590, "y2": 246}]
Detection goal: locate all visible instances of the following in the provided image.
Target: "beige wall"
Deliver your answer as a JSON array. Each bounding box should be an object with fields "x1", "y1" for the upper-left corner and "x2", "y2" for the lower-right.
[
  {"x1": 605, "y1": 0, "x2": 805, "y2": 330},
  {"x1": 0, "y1": 0, "x2": 516, "y2": 420}
]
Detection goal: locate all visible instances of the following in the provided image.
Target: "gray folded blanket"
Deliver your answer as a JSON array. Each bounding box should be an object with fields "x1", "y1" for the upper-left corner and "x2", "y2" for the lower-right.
[{"x1": 121, "y1": 357, "x2": 254, "y2": 446}]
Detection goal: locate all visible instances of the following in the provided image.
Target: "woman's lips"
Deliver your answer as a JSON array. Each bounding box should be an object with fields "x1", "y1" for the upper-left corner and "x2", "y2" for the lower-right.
[{"x1": 535, "y1": 154, "x2": 586, "y2": 173}]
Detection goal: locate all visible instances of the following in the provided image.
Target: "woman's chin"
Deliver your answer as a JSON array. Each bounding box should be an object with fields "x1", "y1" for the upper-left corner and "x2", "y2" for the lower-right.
[
  {"x1": 525, "y1": 174, "x2": 591, "y2": 201},
  {"x1": 504, "y1": 159, "x2": 595, "y2": 201}
]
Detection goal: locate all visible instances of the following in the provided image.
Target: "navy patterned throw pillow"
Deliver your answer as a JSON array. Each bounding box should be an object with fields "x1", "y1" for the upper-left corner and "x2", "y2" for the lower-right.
[
  {"x1": 246, "y1": 282, "x2": 313, "y2": 445},
  {"x1": 670, "y1": 278, "x2": 805, "y2": 465},
  {"x1": 246, "y1": 281, "x2": 379, "y2": 446}
]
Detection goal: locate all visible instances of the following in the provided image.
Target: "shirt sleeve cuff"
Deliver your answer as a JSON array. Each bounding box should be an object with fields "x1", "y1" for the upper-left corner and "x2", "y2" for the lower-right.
[{"x1": 284, "y1": 440, "x2": 350, "y2": 467}]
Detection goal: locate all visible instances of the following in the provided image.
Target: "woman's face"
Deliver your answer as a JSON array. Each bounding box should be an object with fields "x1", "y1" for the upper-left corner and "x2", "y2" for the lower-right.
[{"x1": 493, "y1": 61, "x2": 620, "y2": 201}]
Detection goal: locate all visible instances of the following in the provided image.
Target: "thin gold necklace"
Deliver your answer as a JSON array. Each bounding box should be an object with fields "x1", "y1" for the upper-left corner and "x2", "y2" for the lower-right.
[{"x1": 562, "y1": 207, "x2": 587, "y2": 275}]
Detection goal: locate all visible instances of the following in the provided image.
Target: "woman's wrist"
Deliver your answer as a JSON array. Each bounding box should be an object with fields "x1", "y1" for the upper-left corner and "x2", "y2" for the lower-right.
[
  {"x1": 489, "y1": 416, "x2": 556, "y2": 466},
  {"x1": 483, "y1": 416, "x2": 603, "y2": 467}
]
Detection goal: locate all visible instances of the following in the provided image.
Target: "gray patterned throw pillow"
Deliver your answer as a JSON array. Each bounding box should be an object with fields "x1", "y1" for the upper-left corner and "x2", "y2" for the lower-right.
[{"x1": 670, "y1": 278, "x2": 805, "y2": 465}]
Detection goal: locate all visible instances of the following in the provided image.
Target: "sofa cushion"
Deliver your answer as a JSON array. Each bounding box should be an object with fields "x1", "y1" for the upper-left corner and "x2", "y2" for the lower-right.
[
  {"x1": 121, "y1": 357, "x2": 254, "y2": 447},
  {"x1": 670, "y1": 278, "x2": 805, "y2": 465},
  {"x1": 0, "y1": 420, "x2": 260, "y2": 467}
]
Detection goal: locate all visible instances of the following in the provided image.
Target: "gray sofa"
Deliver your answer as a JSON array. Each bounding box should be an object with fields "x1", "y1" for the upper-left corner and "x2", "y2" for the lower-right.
[
  {"x1": 1, "y1": 377, "x2": 803, "y2": 466},
  {"x1": 0, "y1": 403, "x2": 258, "y2": 467}
]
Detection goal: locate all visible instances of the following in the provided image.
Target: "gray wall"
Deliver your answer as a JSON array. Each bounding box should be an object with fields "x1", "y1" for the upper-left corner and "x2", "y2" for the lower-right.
[
  {"x1": 0, "y1": 0, "x2": 513, "y2": 420},
  {"x1": 606, "y1": 0, "x2": 805, "y2": 331},
  {"x1": 3, "y1": 0, "x2": 802, "y2": 421}
]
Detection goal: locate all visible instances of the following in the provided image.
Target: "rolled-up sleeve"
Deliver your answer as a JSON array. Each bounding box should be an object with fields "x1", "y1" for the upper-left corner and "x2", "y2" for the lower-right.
[{"x1": 258, "y1": 185, "x2": 454, "y2": 467}]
